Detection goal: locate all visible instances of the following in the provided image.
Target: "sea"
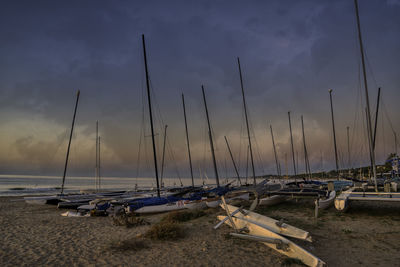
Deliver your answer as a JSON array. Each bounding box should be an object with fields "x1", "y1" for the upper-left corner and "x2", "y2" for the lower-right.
[{"x1": 0, "y1": 174, "x2": 263, "y2": 196}]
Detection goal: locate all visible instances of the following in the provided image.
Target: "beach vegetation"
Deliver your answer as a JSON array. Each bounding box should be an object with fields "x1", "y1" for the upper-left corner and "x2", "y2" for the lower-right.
[
  {"x1": 112, "y1": 211, "x2": 150, "y2": 228},
  {"x1": 145, "y1": 220, "x2": 184, "y2": 240},
  {"x1": 342, "y1": 228, "x2": 352, "y2": 234},
  {"x1": 161, "y1": 210, "x2": 206, "y2": 223}
]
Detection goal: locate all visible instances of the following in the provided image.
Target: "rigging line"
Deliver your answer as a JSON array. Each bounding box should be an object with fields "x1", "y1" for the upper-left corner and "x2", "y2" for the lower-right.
[
  {"x1": 364, "y1": 50, "x2": 379, "y2": 90},
  {"x1": 237, "y1": 114, "x2": 244, "y2": 175},
  {"x1": 202, "y1": 118, "x2": 208, "y2": 180},
  {"x1": 381, "y1": 99, "x2": 396, "y2": 134},
  {"x1": 165, "y1": 133, "x2": 183, "y2": 186},
  {"x1": 249, "y1": 118, "x2": 266, "y2": 174},
  {"x1": 381, "y1": 109, "x2": 386, "y2": 159},
  {"x1": 353, "y1": 58, "x2": 368, "y2": 164},
  {"x1": 243, "y1": 97, "x2": 264, "y2": 175},
  {"x1": 351, "y1": 11, "x2": 370, "y2": 167},
  {"x1": 238, "y1": 97, "x2": 247, "y2": 176},
  {"x1": 48, "y1": 129, "x2": 69, "y2": 167},
  {"x1": 250, "y1": 127, "x2": 263, "y2": 174},
  {"x1": 350, "y1": 59, "x2": 361, "y2": 163},
  {"x1": 136, "y1": 70, "x2": 147, "y2": 181}
]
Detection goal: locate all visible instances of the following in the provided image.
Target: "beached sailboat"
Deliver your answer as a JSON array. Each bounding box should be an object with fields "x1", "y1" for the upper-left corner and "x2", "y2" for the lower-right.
[
  {"x1": 216, "y1": 202, "x2": 325, "y2": 267},
  {"x1": 124, "y1": 35, "x2": 201, "y2": 214},
  {"x1": 25, "y1": 90, "x2": 81, "y2": 205},
  {"x1": 317, "y1": 190, "x2": 336, "y2": 210},
  {"x1": 219, "y1": 204, "x2": 312, "y2": 241},
  {"x1": 334, "y1": 0, "x2": 400, "y2": 210}
]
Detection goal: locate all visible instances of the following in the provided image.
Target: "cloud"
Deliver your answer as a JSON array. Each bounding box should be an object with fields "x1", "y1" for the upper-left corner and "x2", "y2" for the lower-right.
[{"x1": 0, "y1": 0, "x2": 398, "y2": 178}]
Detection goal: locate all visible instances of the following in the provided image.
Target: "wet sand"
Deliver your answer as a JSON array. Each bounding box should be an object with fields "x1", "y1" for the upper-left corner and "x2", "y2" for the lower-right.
[{"x1": 1, "y1": 196, "x2": 400, "y2": 266}]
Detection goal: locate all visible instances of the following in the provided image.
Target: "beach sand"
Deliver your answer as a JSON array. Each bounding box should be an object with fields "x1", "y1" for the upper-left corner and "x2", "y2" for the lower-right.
[{"x1": 1, "y1": 196, "x2": 400, "y2": 266}]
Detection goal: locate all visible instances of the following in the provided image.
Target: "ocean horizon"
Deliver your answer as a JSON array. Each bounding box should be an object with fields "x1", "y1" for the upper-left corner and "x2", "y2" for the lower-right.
[{"x1": 0, "y1": 174, "x2": 262, "y2": 196}]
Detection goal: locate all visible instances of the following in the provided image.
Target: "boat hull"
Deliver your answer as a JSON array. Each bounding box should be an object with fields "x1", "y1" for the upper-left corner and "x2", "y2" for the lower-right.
[
  {"x1": 318, "y1": 191, "x2": 336, "y2": 210},
  {"x1": 133, "y1": 200, "x2": 186, "y2": 214},
  {"x1": 217, "y1": 215, "x2": 325, "y2": 267},
  {"x1": 259, "y1": 195, "x2": 288, "y2": 206},
  {"x1": 221, "y1": 204, "x2": 311, "y2": 242}
]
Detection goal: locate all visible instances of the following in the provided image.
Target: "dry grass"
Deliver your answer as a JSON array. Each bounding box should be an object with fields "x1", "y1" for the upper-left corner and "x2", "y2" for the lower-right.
[
  {"x1": 161, "y1": 210, "x2": 206, "y2": 223},
  {"x1": 112, "y1": 212, "x2": 150, "y2": 227},
  {"x1": 144, "y1": 221, "x2": 184, "y2": 240}
]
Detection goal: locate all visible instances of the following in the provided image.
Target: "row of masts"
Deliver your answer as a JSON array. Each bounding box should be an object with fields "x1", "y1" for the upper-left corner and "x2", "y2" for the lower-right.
[
  {"x1": 59, "y1": 0, "x2": 393, "y2": 195},
  {"x1": 141, "y1": 32, "x2": 258, "y2": 190}
]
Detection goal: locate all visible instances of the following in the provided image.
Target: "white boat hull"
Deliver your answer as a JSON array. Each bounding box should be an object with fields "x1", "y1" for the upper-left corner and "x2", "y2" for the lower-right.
[
  {"x1": 24, "y1": 195, "x2": 59, "y2": 205},
  {"x1": 221, "y1": 204, "x2": 311, "y2": 242},
  {"x1": 184, "y1": 200, "x2": 207, "y2": 210},
  {"x1": 334, "y1": 188, "x2": 354, "y2": 212},
  {"x1": 217, "y1": 215, "x2": 325, "y2": 267},
  {"x1": 61, "y1": 211, "x2": 90, "y2": 217},
  {"x1": 318, "y1": 191, "x2": 336, "y2": 210},
  {"x1": 133, "y1": 200, "x2": 186, "y2": 214}
]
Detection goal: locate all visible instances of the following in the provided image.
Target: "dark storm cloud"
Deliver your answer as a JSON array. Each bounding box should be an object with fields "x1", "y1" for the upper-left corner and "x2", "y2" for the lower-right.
[{"x1": 0, "y1": 0, "x2": 399, "y2": 177}]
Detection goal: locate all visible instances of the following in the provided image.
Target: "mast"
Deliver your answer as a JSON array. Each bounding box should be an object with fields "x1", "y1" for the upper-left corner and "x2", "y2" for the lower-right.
[
  {"x1": 373, "y1": 87, "x2": 381, "y2": 150},
  {"x1": 98, "y1": 135, "x2": 101, "y2": 190},
  {"x1": 237, "y1": 57, "x2": 256, "y2": 185},
  {"x1": 329, "y1": 89, "x2": 339, "y2": 179},
  {"x1": 285, "y1": 153, "x2": 288, "y2": 179},
  {"x1": 270, "y1": 125, "x2": 281, "y2": 178},
  {"x1": 160, "y1": 124, "x2": 168, "y2": 188},
  {"x1": 354, "y1": 0, "x2": 377, "y2": 191},
  {"x1": 365, "y1": 108, "x2": 373, "y2": 183},
  {"x1": 95, "y1": 120, "x2": 98, "y2": 191},
  {"x1": 142, "y1": 34, "x2": 161, "y2": 197},
  {"x1": 245, "y1": 144, "x2": 250, "y2": 184},
  {"x1": 301, "y1": 115, "x2": 311, "y2": 180},
  {"x1": 201, "y1": 85, "x2": 219, "y2": 187},
  {"x1": 61, "y1": 90, "x2": 80, "y2": 195},
  {"x1": 288, "y1": 111, "x2": 297, "y2": 181},
  {"x1": 224, "y1": 136, "x2": 241, "y2": 185},
  {"x1": 182, "y1": 94, "x2": 194, "y2": 187},
  {"x1": 347, "y1": 126, "x2": 351, "y2": 171}
]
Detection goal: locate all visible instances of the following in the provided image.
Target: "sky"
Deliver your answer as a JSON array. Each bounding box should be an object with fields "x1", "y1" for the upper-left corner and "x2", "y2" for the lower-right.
[{"x1": 0, "y1": 0, "x2": 399, "y2": 180}]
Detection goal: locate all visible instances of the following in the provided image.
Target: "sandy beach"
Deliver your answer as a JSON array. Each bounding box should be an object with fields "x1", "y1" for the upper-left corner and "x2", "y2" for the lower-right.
[{"x1": 1, "y1": 196, "x2": 400, "y2": 266}]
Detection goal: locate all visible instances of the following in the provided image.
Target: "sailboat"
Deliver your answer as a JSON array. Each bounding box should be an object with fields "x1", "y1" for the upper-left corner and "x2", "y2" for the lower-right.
[
  {"x1": 124, "y1": 35, "x2": 201, "y2": 214},
  {"x1": 334, "y1": 0, "x2": 400, "y2": 211}
]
